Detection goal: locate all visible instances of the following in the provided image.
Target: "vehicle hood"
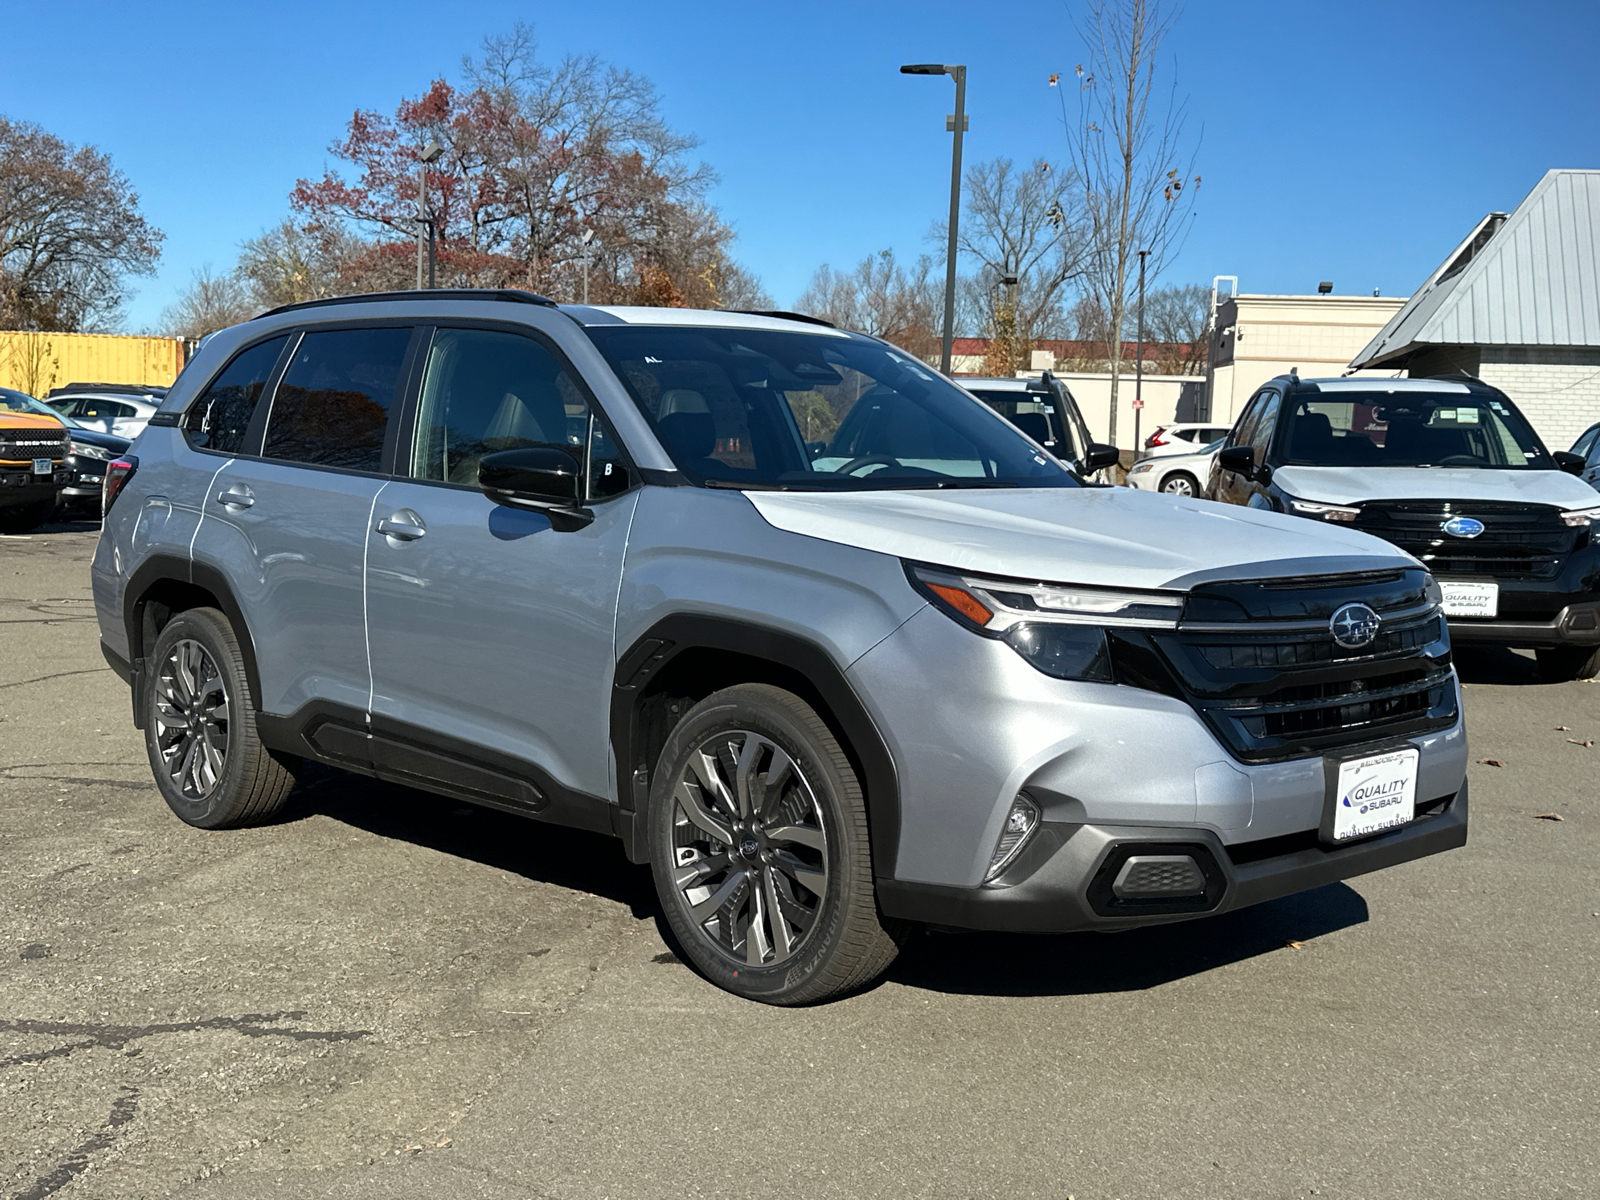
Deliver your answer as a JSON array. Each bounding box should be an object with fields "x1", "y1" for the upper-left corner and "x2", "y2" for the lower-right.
[
  {"x1": 744, "y1": 486, "x2": 1410, "y2": 591},
  {"x1": 1, "y1": 413, "x2": 66, "y2": 433},
  {"x1": 64, "y1": 427, "x2": 132, "y2": 452},
  {"x1": 1273, "y1": 465, "x2": 1599, "y2": 510}
]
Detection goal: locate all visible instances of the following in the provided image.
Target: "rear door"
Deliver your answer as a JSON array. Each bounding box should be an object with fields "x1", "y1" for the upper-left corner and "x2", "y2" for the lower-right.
[
  {"x1": 363, "y1": 324, "x2": 639, "y2": 807},
  {"x1": 190, "y1": 324, "x2": 418, "y2": 719}
]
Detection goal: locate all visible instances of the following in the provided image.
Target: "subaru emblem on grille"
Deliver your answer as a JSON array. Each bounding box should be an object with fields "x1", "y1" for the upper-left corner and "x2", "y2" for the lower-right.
[
  {"x1": 1441, "y1": 515, "x2": 1485, "y2": 538},
  {"x1": 1330, "y1": 602, "x2": 1381, "y2": 649}
]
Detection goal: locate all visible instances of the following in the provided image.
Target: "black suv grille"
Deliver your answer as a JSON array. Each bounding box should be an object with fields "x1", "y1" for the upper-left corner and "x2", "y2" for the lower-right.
[
  {"x1": 0, "y1": 433, "x2": 68, "y2": 460},
  {"x1": 1114, "y1": 568, "x2": 1458, "y2": 763},
  {"x1": 1353, "y1": 501, "x2": 1576, "y2": 580}
]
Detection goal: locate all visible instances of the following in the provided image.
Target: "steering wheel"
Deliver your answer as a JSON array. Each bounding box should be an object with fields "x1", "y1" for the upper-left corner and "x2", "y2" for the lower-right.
[
  {"x1": 1438, "y1": 455, "x2": 1481, "y2": 467},
  {"x1": 835, "y1": 453, "x2": 903, "y2": 477}
]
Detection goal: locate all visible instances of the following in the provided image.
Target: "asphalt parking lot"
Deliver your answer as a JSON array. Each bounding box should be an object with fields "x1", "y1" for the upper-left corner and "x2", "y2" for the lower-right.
[{"x1": 2, "y1": 524, "x2": 1597, "y2": 1200}]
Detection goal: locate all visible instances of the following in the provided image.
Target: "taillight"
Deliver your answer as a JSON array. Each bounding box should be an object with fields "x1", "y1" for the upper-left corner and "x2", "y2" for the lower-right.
[
  {"x1": 1145, "y1": 426, "x2": 1168, "y2": 448},
  {"x1": 103, "y1": 456, "x2": 138, "y2": 516}
]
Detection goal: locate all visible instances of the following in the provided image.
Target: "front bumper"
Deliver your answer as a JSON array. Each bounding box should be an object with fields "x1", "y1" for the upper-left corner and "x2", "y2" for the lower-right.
[
  {"x1": 1446, "y1": 599, "x2": 1600, "y2": 647},
  {"x1": 879, "y1": 780, "x2": 1468, "y2": 932},
  {"x1": 1, "y1": 466, "x2": 67, "y2": 494}
]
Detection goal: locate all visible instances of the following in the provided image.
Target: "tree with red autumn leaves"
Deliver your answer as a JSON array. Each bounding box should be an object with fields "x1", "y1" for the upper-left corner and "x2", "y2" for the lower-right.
[{"x1": 290, "y1": 25, "x2": 767, "y2": 308}]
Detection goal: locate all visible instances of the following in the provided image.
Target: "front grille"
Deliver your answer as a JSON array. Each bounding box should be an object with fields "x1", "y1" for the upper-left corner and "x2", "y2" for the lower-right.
[
  {"x1": 1354, "y1": 500, "x2": 1576, "y2": 581},
  {"x1": 1119, "y1": 568, "x2": 1458, "y2": 763},
  {"x1": 0, "y1": 434, "x2": 68, "y2": 460}
]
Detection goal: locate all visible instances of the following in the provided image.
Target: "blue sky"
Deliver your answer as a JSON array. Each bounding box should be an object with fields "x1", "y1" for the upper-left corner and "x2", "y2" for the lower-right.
[{"x1": 5, "y1": 0, "x2": 1598, "y2": 332}]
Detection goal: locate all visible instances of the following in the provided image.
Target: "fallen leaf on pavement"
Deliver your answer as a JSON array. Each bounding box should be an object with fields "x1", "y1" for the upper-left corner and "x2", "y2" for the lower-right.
[
  {"x1": 1477, "y1": 758, "x2": 1506, "y2": 767},
  {"x1": 1286, "y1": 940, "x2": 1303, "y2": 950},
  {"x1": 436, "y1": 1138, "x2": 453, "y2": 1148},
  {"x1": 1535, "y1": 813, "x2": 1564, "y2": 821},
  {"x1": 1555, "y1": 725, "x2": 1570, "y2": 731},
  {"x1": 1567, "y1": 738, "x2": 1594, "y2": 747}
]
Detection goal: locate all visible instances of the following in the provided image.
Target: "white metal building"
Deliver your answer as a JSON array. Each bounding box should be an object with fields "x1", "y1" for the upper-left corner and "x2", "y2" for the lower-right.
[{"x1": 1351, "y1": 169, "x2": 1600, "y2": 449}]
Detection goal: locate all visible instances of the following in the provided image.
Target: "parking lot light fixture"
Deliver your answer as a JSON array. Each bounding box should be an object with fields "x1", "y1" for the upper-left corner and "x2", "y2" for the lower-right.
[{"x1": 900, "y1": 63, "x2": 967, "y2": 376}]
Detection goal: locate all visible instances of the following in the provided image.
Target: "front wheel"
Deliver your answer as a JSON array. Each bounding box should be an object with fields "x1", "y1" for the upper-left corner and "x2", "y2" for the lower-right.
[
  {"x1": 649, "y1": 684, "x2": 901, "y2": 1005},
  {"x1": 1160, "y1": 471, "x2": 1199, "y2": 497},
  {"x1": 1536, "y1": 645, "x2": 1600, "y2": 682}
]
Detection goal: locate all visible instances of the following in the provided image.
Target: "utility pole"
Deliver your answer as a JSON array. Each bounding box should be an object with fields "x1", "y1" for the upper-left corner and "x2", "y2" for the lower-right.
[
  {"x1": 900, "y1": 63, "x2": 967, "y2": 376},
  {"x1": 1134, "y1": 249, "x2": 1149, "y2": 455},
  {"x1": 580, "y1": 229, "x2": 598, "y2": 304}
]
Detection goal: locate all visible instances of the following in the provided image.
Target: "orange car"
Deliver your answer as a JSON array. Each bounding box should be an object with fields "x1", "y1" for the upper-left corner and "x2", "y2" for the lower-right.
[{"x1": 1, "y1": 388, "x2": 71, "y2": 533}]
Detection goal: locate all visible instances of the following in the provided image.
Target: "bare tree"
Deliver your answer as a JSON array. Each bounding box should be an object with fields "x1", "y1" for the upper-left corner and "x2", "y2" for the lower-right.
[
  {"x1": 0, "y1": 330, "x2": 60, "y2": 396},
  {"x1": 1063, "y1": 0, "x2": 1200, "y2": 444},
  {"x1": 794, "y1": 249, "x2": 940, "y2": 358},
  {"x1": 1143, "y1": 281, "x2": 1209, "y2": 374},
  {"x1": 160, "y1": 266, "x2": 256, "y2": 338},
  {"x1": 236, "y1": 220, "x2": 366, "y2": 309},
  {"x1": 0, "y1": 116, "x2": 163, "y2": 331},
  {"x1": 931, "y1": 157, "x2": 1086, "y2": 372}
]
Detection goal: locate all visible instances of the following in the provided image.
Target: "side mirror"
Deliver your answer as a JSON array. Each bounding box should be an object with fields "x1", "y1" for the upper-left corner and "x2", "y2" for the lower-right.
[
  {"x1": 806, "y1": 440, "x2": 828, "y2": 459},
  {"x1": 1081, "y1": 443, "x2": 1120, "y2": 471},
  {"x1": 1217, "y1": 444, "x2": 1255, "y2": 477},
  {"x1": 479, "y1": 446, "x2": 592, "y2": 529},
  {"x1": 1553, "y1": 450, "x2": 1586, "y2": 475}
]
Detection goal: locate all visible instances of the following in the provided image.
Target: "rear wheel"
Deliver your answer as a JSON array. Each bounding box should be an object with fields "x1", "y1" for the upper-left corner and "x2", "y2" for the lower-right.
[
  {"x1": 1160, "y1": 471, "x2": 1199, "y2": 497},
  {"x1": 1536, "y1": 645, "x2": 1600, "y2": 682},
  {"x1": 649, "y1": 683, "x2": 901, "y2": 1005},
  {"x1": 144, "y1": 608, "x2": 299, "y2": 828}
]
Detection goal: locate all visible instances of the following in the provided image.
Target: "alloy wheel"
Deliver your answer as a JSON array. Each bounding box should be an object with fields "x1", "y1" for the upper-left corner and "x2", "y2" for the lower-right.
[
  {"x1": 1162, "y1": 474, "x2": 1197, "y2": 497},
  {"x1": 669, "y1": 730, "x2": 829, "y2": 967},
  {"x1": 152, "y1": 638, "x2": 230, "y2": 799}
]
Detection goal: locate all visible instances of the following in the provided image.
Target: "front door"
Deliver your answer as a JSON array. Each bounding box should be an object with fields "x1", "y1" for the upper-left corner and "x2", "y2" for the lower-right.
[{"x1": 363, "y1": 325, "x2": 638, "y2": 806}]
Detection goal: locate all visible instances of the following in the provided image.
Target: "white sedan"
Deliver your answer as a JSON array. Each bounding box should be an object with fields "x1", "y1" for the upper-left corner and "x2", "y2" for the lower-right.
[{"x1": 1124, "y1": 438, "x2": 1223, "y2": 497}]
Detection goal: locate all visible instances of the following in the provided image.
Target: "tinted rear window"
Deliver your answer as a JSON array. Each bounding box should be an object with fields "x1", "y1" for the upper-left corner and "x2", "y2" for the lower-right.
[
  {"x1": 264, "y1": 328, "x2": 412, "y2": 472},
  {"x1": 184, "y1": 336, "x2": 289, "y2": 455}
]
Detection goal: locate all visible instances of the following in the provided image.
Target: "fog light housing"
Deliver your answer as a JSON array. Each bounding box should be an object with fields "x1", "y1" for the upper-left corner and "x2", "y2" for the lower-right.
[{"x1": 984, "y1": 793, "x2": 1040, "y2": 882}]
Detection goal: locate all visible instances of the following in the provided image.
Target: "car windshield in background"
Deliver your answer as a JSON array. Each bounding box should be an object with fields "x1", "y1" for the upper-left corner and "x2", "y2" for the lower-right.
[
  {"x1": 963, "y1": 389, "x2": 1070, "y2": 451},
  {"x1": 584, "y1": 326, "x2": 1077, "y2": 490},
  {"x1": 1280, "y1": 391, "x2": 1552, "y2": 470}
]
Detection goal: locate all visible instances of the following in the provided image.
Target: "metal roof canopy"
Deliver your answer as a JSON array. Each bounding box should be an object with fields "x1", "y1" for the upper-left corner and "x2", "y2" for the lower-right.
[{"x1": 1352, "y1": 169, "x2": 1600, "y2": 369}]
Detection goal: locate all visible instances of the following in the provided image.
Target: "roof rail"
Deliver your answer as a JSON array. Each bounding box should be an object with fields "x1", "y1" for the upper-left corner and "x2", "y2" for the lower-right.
[
  {"x1": 725, "y1": 309, "x2": 837, "y2": 328},
  {"x1": 254, "y1": 288, "x2": 558, "y2": 320}
]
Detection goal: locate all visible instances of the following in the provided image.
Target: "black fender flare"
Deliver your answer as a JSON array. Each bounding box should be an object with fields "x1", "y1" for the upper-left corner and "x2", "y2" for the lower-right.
[
  {"x1": 611, "y1": 614, "x2": 901, "y2": 879},
  {"x1": 123, "y1": 555, "x2": 263, "y2": 726}
]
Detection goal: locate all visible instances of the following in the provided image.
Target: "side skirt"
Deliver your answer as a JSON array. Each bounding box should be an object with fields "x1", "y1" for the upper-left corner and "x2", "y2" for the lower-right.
[{"x1": 256, "y1": 703, "x2": 617, "y2": 839}]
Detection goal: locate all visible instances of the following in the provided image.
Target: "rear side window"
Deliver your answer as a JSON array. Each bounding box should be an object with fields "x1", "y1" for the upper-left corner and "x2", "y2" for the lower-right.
[
  {"x1": 184, "y1": 336, "x2": 289, "y2": 455},
  {"x1": 264, "y1": 328, "x2": 412, "y2": 472}
]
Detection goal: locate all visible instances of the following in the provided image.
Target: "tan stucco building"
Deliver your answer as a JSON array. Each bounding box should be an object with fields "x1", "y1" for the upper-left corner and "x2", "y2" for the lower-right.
[{"x1": 1206, "y1": 293, "x2": 1407, "y2": 425}]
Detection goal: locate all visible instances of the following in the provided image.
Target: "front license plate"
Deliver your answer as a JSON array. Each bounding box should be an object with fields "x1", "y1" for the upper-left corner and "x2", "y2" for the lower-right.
[
  {"x1": 1440, "y1": 580, "x2": 1498, "y2": 618},
  {"x1": 31, "y1": 457, "x2": 51, "y2": 476},
  {"x1": 1323, "y1": 748, "x2": 1418, "y2": 844}
]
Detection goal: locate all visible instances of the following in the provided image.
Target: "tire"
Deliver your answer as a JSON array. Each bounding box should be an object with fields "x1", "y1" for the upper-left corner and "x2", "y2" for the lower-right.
[
  {"x1": 0, "y1": 498, "x2": 56, "y2": 534},
  {"x1": 143, "y1": 607, "x2": 299, "y2": 828},
  {"x1": 1536, "y1": 645, "x2": 1600, "y2": 682},
  {"x1": 1160, "y1": 471, "x2": 1199, "y2": 497},
  {"x1": 649, "y1": 683, "x2": 902, "y2": 1005}
]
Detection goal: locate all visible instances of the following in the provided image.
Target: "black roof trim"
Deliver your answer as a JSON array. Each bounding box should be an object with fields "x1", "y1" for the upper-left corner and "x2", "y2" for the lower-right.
[
  {"x1": 725, "y1": 309, "x2": 837, "y2": 328},
  {"x1": 254, "y1": 288, "x2": 558, "y2": 320}
]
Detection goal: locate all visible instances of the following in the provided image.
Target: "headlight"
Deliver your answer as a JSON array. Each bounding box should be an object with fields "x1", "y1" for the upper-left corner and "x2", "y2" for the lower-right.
[
  {"x1": 1423, "y1": 572, "x2": 1443, "y2": 611},
  {"x1": 71, "y1": 441, "x2": 113, "y2": 461},
  {"x1": 1282, "y1": 493, "x2": 1360, "y2": 522},
  {"x1": 1560, "y1": 505, "x2": 1600, "y2": 527},
  {"x1": 906, "y1": 563, "x2": 1183, "y2": 681},
  {"x1": 1128, "y1": 461, "x2": 1154, "y2": 474}
]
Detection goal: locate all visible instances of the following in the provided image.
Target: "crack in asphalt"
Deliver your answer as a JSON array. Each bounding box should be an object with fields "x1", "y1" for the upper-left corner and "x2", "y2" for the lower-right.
[
  {"x1": 0, "y1": 1011, "x2": 372, "y2": 1070},
  {"x1": 12, "y1": 1085, "x2": 140, "y2": 1200},
  {"x1": 0, "y1": 668, "x2": 110, "y2": 690}
]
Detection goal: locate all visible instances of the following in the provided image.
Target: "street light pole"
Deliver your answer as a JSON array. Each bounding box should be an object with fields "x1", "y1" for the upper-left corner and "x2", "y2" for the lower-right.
[
  {"x1": 901, "y1": 63, "x2": 967, "y2": 376},
  {"x1": 416, "y1": 140, "x2": 444, "y2": 290},
  {"x1": 1134, "y1": 249, "x2": 1149, "y2": 454}
]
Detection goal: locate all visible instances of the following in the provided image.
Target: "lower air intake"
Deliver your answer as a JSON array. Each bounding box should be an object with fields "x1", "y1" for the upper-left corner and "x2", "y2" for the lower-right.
[{"x1": 1112, "y1": 854, "x2": 1206, "y2": 898}]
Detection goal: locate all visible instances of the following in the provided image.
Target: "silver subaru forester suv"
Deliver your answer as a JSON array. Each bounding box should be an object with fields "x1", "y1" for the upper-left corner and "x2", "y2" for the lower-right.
[{"x1": 92, "y1": 290, "x2": 1469, "y2": 1004}]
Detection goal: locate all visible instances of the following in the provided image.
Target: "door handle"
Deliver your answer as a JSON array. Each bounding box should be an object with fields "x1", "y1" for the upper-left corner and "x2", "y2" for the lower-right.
[
  {"x1": 216, "y1": 487, "x2": 254, "y2": 509},
  {"x1": 376, "y1": 513, "x2": 426, "y2": 541}
]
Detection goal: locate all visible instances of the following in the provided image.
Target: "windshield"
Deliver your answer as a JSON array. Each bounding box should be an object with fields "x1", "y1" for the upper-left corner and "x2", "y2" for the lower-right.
[
  {"x1": 0, "y1": 389, "x2": 75, "y2": 426},
  {"x1": 584, "y1": 325, "x2": 1077, "y2": 490},
  {"x1": 1279, "y1": 390, "x2": 1552, "y2": 470}
]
